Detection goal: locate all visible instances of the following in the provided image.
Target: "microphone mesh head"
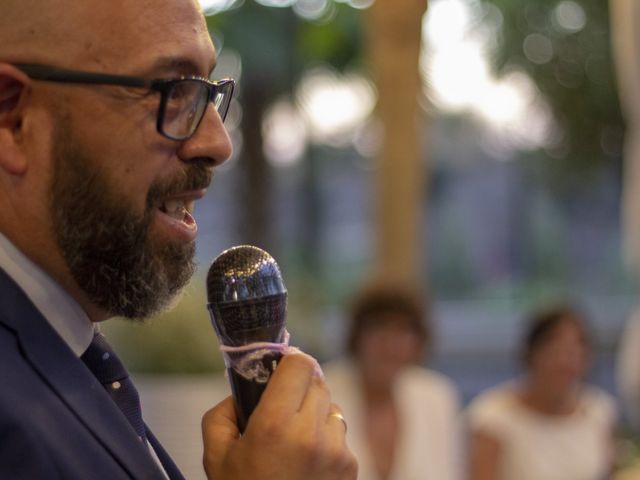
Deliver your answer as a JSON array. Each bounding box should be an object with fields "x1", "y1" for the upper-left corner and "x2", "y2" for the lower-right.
[{"x1": 207, "y1": 245, "x2": 287, "y2": 345}]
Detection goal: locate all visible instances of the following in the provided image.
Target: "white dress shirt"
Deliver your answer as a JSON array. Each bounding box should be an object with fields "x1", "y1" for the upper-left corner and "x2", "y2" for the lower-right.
[{"x1": 0, "y1": 233, "x2": 94, "y2": 354}]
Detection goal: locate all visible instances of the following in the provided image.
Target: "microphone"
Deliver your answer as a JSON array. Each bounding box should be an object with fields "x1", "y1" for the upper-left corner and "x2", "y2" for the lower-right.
[{"x1": 206, "y1": 245, "x2": 288, "y2": 432}]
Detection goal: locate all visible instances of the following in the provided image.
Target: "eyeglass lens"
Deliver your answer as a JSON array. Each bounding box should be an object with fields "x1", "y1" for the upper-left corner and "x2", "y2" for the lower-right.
[{"x1": 161, "y1": 80, "x2": 232, "y2": 140}]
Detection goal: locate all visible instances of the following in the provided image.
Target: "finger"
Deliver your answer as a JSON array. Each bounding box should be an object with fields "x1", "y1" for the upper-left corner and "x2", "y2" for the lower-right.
[
  {"x1": 325, "y1": 405, "x2": 348, "y2": 444},
  {"x1": 202, "y1": 396, "x2": 240, "y2": 475},
  {"x1": 254, "y1": 352, "x2": 319, "y2": 419},
  {"x1": 325, "y1": 406, "x2": 356, "y2": 479},
  {"x1": 296, "y1": 375, "x2": 332, "y2": 430}
]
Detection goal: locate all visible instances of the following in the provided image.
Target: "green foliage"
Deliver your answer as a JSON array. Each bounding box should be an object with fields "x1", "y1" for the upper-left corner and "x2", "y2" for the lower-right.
[
  {"x1": 208, "y1": 3, "x2": 299, "y2": 94},
  {"x1": 102, "y1": 277, "x2": 225, "y2": 373},
  {"x1": 207, "y1": 1, "x2": 364, "y2": 91},
  {"x1": 297, "y1": 3, "x2": 363, "y2": 70},
  {"x1": 481, "y1": 0, "x2": 624, "y2": 182}
]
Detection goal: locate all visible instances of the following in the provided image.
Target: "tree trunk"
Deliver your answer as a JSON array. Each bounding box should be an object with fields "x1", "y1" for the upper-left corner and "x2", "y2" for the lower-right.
[
  {"x1": 365, "y1": 0, "x2": 429, "y2": 282},
  {"x1": 611, "y1": 0, "x2": 640, "y2": 274},
  {"x1": 238, "y1": 84, "x2": 272, "y2": 252}
]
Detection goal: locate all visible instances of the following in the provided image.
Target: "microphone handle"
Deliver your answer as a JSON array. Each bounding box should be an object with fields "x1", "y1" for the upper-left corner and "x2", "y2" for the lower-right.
[
  {"x1": 210, "y1": 296, "x2": 287, "y2": 433},
  {"x1": 227, "y1": 350, "x2": 283, "y2": 433}
]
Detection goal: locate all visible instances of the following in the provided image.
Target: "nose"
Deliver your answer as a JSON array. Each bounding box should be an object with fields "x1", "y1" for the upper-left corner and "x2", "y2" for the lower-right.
[{"x1": 177, "y1": 103, "x2": 233, "y2": 167}]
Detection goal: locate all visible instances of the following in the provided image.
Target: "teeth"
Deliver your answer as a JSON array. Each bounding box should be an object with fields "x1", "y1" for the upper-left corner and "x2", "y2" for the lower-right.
[{"x1": 163, "y1": 199, "x2": 186, "y2": 220}]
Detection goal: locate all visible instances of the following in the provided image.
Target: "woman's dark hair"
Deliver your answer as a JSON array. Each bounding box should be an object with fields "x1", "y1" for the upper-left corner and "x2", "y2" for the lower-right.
[
  {"x1": 521, "y1": 304, "x2": 592, "y2": 367},
  {"x1": 346, "y1": 279, "x2": 430, "y2": 356}
]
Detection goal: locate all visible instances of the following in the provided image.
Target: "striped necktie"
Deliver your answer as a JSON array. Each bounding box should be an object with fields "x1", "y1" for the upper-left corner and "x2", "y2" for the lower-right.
[{"x1": 81, "y1": 332, "x2": 147, "y2": 443}]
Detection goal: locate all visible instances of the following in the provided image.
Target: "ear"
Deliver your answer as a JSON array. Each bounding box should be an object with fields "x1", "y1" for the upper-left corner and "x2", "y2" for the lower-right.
[{"x1": 0, "y1": 64, "x2": 30, "y2": 175}]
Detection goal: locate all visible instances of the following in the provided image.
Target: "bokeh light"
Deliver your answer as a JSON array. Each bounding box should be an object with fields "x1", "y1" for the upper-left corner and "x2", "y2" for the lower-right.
[
  {"x1": 198, "y1": 0, "x2": 239, "y2": 15},
  {"x1": 293, "y1": 0, "x2": 333, "y2": 21},
  {"x1": 422, "y1": 0, "x2": 554, "y2": 151},
  {"x1": 523, "y1": 33, "x2": 554, "y2": 65},
  {"x1": 552, "y1": 0, "x2": 587, "y2": 34},
  {"x1": 424, "y1": 0, "x2": 472, "y2": 49},
  {"x1": 426, "y1": 42, "x2": 488, "y2": 110},
  {"x1": 334, "y1": 0, "x2": 374, "y2": 9},
  {"x1": 296, "y1": 67, "x2": 377, "y2": 145},
  {"x1": 263, "y1": 99, "x2": 308, "y2": 167},
  {"x1": 262, "y1": 67, "x2": 376, "y2": 165},
  {"x1": 254, "y1": 0, "x2": 297, "y2": 7}
]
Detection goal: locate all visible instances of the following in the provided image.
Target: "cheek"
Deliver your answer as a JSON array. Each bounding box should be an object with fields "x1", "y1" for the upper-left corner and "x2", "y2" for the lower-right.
[
  {"x1": 531, "y1": 348, "x2": 588, "y2": 380},
  {"x1": 25, "y1": 109, "x2": 58, "y2": 196},
  {"x1": 356, "y1": 335, "x2": 385, "y2": 363},
  {"x1": 559, "y1": 348, "x2": 589, "y2": 375},
  {"x1": 71, "y1": 109, "x2": 168, "y2": 196}
]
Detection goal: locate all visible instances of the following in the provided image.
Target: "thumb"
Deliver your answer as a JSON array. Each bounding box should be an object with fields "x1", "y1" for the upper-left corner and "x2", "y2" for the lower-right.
[{"x1": 202, "y1": 396, "x2": 241, "y2": 478}]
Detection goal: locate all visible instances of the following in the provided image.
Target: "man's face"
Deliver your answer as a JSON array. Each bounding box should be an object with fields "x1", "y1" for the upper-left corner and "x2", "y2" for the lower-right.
[{"x1": 37, "y1": 0, "x2": 232, "y2": 319}]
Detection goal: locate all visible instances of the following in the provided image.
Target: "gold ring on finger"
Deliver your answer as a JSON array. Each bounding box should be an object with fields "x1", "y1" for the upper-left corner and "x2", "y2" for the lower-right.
[{"x1": 328, "y1": 411, "x2": 347, "y2": 433}]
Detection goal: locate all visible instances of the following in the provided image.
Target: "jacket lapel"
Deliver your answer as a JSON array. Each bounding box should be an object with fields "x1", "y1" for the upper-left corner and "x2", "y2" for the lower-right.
[
  {"x1": 146, "y1": 428, "x2": 186, "y2": 480},
  {"x1": 0, "y1": 268, "x2": 167, "y2": 479}
]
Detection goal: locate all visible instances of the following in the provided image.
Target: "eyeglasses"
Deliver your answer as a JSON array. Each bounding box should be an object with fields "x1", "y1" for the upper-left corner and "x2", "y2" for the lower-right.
[{"x1": 13, "y1": 63, "x2": 235, "y2": 141}]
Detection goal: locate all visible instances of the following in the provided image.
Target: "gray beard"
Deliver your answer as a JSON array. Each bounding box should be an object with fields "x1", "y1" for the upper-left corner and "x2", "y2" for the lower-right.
[{"x1": 49, "y1": 124, "x2": 206, "y2": 320}]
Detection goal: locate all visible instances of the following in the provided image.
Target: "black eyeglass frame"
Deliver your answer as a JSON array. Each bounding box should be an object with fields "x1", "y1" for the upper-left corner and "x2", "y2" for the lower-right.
[{"x1": 12, "y1": 63, "x2": 235, "y2": 141}]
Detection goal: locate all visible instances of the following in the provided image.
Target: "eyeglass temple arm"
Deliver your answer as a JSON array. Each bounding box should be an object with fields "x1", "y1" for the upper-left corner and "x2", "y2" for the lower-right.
[{"x1": 13, "y1": 64, "x2": 149, "y2": 88}]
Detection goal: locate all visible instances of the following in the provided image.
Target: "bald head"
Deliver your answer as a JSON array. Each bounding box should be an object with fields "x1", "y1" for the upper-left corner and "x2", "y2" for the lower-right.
[
  {"x1": 0, "y1": 1, "x2": 104, "y2": 64},
  {"x1": 0, "y1": 0, "x2": 211, "y2": 71}
]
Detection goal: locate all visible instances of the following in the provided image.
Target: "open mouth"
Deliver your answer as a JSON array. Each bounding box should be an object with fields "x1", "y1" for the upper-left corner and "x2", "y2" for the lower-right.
[
  {"x1": 159, "y1": 198, "x2": 196, "y2": 223},
  {"x1": 154, "y1": 190, "x2": 206, "y2": 240}
]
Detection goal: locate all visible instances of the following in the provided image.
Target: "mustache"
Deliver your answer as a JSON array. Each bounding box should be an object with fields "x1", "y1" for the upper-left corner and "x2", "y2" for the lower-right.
[{"x1": 147, "y1": 163, "x2": 213, "y2": 207}]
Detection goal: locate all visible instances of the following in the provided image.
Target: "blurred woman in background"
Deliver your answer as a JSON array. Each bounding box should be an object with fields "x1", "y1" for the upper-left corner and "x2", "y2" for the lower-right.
[
  {"x1": 323, "y1": 280, "x2": 462, "y2": 480},
  {"x1": 466, "y1": 305, "x2": 617, "y2": 480}
]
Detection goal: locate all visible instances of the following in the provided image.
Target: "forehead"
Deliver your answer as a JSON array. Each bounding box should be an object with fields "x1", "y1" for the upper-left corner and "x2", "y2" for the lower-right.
[
  {"x1": 536, "y1": 319, "x2": 585, "y2": 347},
  {"x1": 46, "y1": 0, "x2": 215, "y2": 74},
  {"x1": 361, "y1": 311, "x2": 421, "y2": 334},
  {"x1": 550, "y1": 319, "x2": 584, "y2": 339}
]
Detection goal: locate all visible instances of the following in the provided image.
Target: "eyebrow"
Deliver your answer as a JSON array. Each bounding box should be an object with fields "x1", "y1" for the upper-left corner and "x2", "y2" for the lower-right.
[{"x1": 145, "y1": 56, "x2": 217, "y2": 79}]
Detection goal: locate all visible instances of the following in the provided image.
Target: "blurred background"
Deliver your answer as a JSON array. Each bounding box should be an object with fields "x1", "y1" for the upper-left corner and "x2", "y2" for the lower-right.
[{"x1": 102, "y1": 0, "x2": 640, "y2": 477}]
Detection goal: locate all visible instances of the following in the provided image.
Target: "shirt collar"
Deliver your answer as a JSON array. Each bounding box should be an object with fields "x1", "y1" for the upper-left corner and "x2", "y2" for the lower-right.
[{"x1": 0, "y1": 233, "x2": 94, "y2": 356}]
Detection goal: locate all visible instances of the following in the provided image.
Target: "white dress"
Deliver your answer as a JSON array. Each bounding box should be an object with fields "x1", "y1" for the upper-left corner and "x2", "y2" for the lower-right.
[
  {"x1": 466, "y1": 382, "x2": 617, "y2": 480},
  {"x1": 323, "y1": 358, "x2": 462, "y2": 480}
]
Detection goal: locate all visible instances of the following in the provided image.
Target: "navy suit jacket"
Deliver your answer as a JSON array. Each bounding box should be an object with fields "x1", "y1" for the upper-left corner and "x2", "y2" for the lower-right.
[{"x1": 0, "y1": 268, "x2": 186, "y2": 479}]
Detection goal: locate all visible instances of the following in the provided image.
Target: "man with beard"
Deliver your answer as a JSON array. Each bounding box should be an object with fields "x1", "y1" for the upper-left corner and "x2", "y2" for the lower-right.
[{"x1": 0, "y1": 1, "x2": 357, "y2": 479}]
